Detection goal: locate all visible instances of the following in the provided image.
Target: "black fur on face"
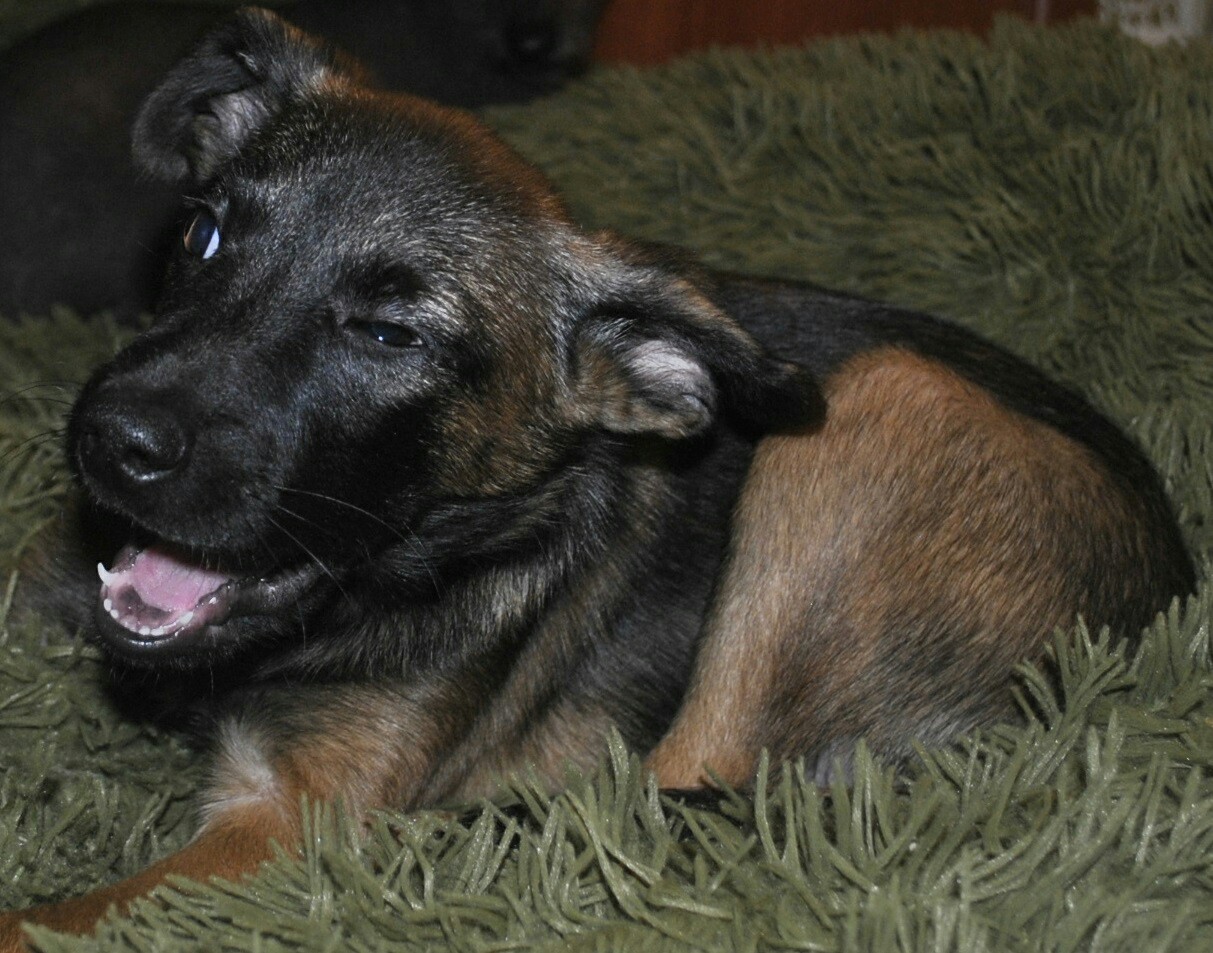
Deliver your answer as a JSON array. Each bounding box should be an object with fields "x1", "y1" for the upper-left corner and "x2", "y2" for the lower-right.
[{"x1": 67, "y1": 10, "x2": 816, "y2": 672}]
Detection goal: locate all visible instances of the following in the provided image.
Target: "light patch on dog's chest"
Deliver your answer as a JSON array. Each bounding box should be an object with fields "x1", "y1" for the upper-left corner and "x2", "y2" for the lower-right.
[{"x1": 200, "y1": 720, "x2": 285, "y2": 825}]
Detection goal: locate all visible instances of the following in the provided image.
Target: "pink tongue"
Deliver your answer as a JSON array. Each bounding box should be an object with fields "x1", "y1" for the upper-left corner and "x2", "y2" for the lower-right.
[{"x1": 124, "y1": 545, "x2": 233, "y2": 612}]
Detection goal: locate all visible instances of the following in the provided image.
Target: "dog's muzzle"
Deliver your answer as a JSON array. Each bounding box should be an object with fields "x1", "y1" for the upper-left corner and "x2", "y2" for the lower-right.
[{"x1": 72, "y1": 386, "x2": 325, "y2": 662}]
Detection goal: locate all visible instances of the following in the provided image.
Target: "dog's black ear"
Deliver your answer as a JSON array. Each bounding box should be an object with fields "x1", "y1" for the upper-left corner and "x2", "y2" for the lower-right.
[
  {"x1": 132, "y1": 8, "x2": 351, "y2": 185},
  {"x1": 570, "y1": 253, "x2": 822, "y2": 440}
]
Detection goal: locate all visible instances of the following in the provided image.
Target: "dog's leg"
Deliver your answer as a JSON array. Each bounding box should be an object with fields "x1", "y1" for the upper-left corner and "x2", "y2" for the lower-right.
[
  {"x1": 0, "y1": 681, "x2": 470, "y2": 949},
  {"x1": 647, "y1": 346, "x2": 1137, "y2": 788},
  {"x1": 0, "y1": 799, "x2": 295, "y2": 947}
]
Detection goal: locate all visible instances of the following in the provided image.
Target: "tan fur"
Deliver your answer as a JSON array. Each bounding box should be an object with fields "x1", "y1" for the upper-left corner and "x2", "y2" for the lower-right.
[{"x1": 647, "y1": 346, "x2": 1124, "y2": 787}]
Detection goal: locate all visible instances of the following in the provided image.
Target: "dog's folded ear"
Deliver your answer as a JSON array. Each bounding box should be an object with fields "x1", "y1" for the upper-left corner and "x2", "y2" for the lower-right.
[
  {"x1": 569, "y1": 254, "x2": 823, "y2": 440},
  {"x1": 133, "y1": 7, "x2": 353, "y2": 185}
]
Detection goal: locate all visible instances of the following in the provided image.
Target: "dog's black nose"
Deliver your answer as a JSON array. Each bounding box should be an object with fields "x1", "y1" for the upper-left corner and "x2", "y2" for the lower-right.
[
  {"x1": 79, "y1": 398, "x2": 191, "y2": 486},
  {"x1": 502, "y1": 16, "x2": 559, "y2": 68}
]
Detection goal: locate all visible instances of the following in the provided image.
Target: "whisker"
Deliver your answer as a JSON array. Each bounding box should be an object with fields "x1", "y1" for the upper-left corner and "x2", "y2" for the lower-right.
[
  {"x1": 263, "y1": 512, "x2": 347, "y2": 598},
  {"x1": 0, "y1": 396, "x2": 74, "y2": 410},
  {"x1": 247, "y1": 522, "x2": 311, "y2": 652},
  {"x1": 276, "y1": 486, "x2": 406, "y2": 541},
  {"x1": 273, "y1": 501, "x2": 374, "y2": 566},
  {"x1": 0, "y1": 428, "x2": 68, "y2": 470},
  {"x1": 0, "y1": 381, "x2": 77, "y2": 413},
  {"x1": 274, "y1": 484, "x2": 441, "y2": 593},
  {"x1": 0, "y1": 379, "x2": 78, "y2": 399}
]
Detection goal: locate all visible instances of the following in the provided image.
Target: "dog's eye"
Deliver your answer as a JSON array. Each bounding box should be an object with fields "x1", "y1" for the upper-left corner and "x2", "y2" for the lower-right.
[
  {"x1": 349, "y1": 320, "x2": 422, "y2": 348},
  {"x1": 183, "y1": 210, "x2": 221, "y2": 259}
]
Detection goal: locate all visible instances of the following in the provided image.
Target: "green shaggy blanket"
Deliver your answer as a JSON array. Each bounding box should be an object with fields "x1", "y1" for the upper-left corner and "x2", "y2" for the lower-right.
[{"x1": 3, "y1": 12, "x2": 1213, "y2": 952}]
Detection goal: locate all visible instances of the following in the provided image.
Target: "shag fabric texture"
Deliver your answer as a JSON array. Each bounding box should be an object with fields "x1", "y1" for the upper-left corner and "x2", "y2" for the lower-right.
[{"x1": 3, "y1": 10, "x2": 1213, "y2": 951}]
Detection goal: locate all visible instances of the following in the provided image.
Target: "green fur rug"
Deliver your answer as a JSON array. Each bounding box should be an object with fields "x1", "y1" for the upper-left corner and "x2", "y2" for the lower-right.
[{"x1": 3, "y1": 11, "x2": 1213, "y2": 951}]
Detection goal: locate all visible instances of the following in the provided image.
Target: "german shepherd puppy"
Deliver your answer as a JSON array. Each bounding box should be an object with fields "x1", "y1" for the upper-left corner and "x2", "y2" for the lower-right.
[{"x1": 0, "y1": 8, "x2": 1194, "y2": 945}]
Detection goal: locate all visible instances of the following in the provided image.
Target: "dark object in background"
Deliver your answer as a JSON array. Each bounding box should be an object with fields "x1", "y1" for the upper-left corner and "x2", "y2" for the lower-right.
[{"x1": 0, "y1": 0, "x2": 607, "y2": 321}]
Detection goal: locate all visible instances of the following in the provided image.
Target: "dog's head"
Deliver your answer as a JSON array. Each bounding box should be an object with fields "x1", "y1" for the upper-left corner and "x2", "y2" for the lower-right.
[{"x1": 68, "y1": 9, "x2": 817, "y2": 668}]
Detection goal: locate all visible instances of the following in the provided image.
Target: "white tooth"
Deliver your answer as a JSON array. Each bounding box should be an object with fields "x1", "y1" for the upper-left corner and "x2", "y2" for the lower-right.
[
  {"x1": 139, "y1": 627, "x2": 151, "y2": 636},
  {"x1": 97, "y1": 563, "x2": 117, "y2": 586},
  {"x1": 179, "y1": 611, "x2": 194, "y2": 627},
  {"x1": 103, "y1": 598, "x2": 113, "y2": 612},
  {"x1": 150, "y1": 626, "x2": 166, "y2": 637}
]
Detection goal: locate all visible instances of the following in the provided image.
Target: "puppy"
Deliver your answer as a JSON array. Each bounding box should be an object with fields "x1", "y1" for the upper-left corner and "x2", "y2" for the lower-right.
[
  {"x1": 0, "y1": 0, "x2": 607, "y2": 320},
  {"x1": 0, "y1": 8, "x2": 1194, "y2": 946}
]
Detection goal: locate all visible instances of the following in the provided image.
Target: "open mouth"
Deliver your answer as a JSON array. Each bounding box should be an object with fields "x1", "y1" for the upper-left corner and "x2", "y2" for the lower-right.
[{"x1": 95, "y1": 542, "x2": 323, "y2": 661}]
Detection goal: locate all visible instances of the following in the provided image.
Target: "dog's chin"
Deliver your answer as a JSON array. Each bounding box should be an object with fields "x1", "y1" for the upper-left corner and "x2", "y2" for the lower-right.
[{"x1": 91, "y1": 542, "x2": 324, "y2": 666}]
